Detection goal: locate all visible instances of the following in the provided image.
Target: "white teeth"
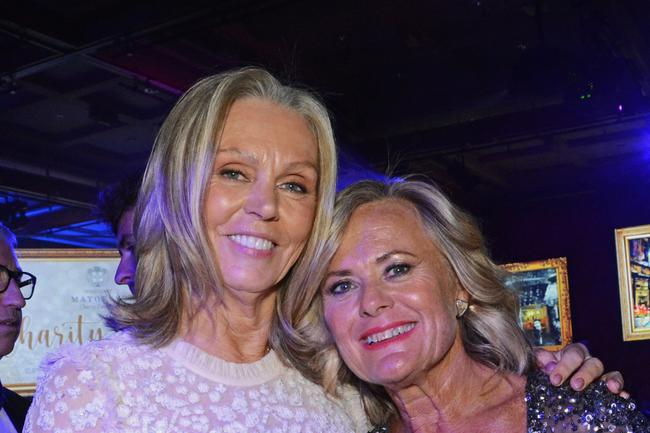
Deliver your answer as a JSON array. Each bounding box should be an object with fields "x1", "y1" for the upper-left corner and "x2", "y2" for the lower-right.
[
  {"x1": 366, "y1": 323, "x2": 415, "y2": 345},
  {"x1": 228, "y1": 235, "x2": 274, "y2": 251}
]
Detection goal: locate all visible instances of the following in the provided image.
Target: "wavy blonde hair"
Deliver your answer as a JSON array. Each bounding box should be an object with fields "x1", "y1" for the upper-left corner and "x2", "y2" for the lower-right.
[
  {"x1": 109, "y1": 67, "x2": 337, "y2": 351},
  {"x1": 281, "y1": 178, "x2": 533, "y2": 426}
]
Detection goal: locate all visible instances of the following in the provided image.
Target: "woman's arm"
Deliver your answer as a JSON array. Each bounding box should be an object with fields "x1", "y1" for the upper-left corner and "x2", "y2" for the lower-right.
[{"x1": 24, "y1": 349, "x2": 114, "y2": 433}]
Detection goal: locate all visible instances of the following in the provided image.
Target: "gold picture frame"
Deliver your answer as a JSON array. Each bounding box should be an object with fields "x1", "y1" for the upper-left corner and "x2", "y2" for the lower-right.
[
  {"x1": 1, "y1": 249, "x2": 128, "y2": 395},
  {"x1": 615, "y1": 225, "x2": 650, "y2": 341},
  {"x1": 502, "y1": 257, "x2": 573, "y2": 351}
]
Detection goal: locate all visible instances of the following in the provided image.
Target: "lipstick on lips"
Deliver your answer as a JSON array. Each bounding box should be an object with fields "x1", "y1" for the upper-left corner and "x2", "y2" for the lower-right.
[{"x1": 360, "y1": 321, "x2": 417, "y2": 350}]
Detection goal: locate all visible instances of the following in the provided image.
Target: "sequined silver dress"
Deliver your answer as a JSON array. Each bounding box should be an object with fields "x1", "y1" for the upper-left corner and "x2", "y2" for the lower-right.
[
  {"x1": 369, "y1": 370, "x2": 649, "y2": 432},
  {"x1": 526, "y1": 370, "x2": 648, "y2": 432}
]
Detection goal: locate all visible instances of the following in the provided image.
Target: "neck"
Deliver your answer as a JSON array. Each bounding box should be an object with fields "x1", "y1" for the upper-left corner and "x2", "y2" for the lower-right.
[
  {"x1": 386, "y1": 334, "x2": 525, "y2": 433},
  {"x1": 181, "y1": 288, "x2": 276, "y2": 363}
]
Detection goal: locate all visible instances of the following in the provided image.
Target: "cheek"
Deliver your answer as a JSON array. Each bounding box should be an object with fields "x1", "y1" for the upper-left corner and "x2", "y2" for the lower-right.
[
  {"x1": 285, "y1": 200, "x2": 317, "y2": 245},
  {"x1": 411, "y1": 287, "x2": 459, "y2": 352},
  {"x1": 421, "y1": 309, "x2": 459, "y2": 358},
  {"x1": 323, "y1": 301, "x2": 348, "y2": 343},
  {"x1": 323, "y1": 301, "x2": 338, "y2": 335},
  {"x1": 204, "y1": 187, "x2": 237, "y2": 225},
  {"x1": 435, "y1": 315, "x2": 457, "y2": 340},
  {"x1": 323, "y1": 300, "x2": 357, "y2": 353}
]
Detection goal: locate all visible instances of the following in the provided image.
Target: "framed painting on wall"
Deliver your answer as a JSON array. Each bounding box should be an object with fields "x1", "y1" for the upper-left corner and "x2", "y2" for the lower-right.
[
  {"x1": 0, "y1": 249, "x2": 130, "y2": 395},
  {"x1": 615, "y1": 224, "x2": 650, "y2": 341},
  {"x1": 502, "y1": 257, "x2": 573, "y2": 351}
]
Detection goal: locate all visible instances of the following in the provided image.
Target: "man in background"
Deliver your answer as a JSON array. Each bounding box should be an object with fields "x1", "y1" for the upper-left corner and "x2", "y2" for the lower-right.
[
  {"x1": 96, "y1": 173, "x2": 141, "y2": 294},
  {"x1": 0, "y1": 223, "x2": 35, "y2": 432}
]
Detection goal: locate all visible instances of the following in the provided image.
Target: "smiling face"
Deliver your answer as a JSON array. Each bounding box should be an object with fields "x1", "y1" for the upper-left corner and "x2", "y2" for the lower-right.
[
  {"x1": 322, "y1": 199, "x2": 463, "y2": 388},
  {"x1": 0, "y1": 239, "x2": 24, "y2": 358},
  {"x1": 204, "y1": 97, "x2": 319, "y2": 298}
]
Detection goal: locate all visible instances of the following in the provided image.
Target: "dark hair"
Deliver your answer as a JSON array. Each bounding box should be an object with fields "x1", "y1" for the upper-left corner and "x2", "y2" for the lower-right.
[{"x1": 96, "y1": 172, "x2": 142, "y2": 235}]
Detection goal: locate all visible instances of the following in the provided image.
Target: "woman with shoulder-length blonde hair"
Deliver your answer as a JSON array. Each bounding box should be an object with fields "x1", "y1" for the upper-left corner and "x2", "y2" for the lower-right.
[
  {"x1": 285, "y1": 178, "x2": 647, "y2": 432},
  {"x1": 25, "y1": 67, "x2": 371, "y2": 433},
  {"x1": 26, "y1": 68, "x2": 620, "y2": 433}
]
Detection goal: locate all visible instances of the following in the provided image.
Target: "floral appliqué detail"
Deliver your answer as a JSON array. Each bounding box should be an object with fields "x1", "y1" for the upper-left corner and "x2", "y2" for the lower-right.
[{"x1": 24, "y1": 331, "x2": 365, "y2": 433}]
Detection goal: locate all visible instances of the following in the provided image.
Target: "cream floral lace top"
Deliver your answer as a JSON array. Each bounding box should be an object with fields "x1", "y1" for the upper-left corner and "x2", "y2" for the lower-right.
[{"x1": 24, "y1": 331, "x2": 369, "y2": 433}]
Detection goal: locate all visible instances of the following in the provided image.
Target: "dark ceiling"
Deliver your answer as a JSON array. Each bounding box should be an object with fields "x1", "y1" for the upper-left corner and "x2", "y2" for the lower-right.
[{"x1": 1, "y1": 0, "x2": 650, "y2": 247}]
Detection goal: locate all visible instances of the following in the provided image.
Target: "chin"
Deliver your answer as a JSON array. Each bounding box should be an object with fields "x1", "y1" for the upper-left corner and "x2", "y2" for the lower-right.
[
  {"x1": 369, "y1": 370, "x2": 412, "y2": 387},
  {"x1": 0, "y1": 340, "x2": 17, "y2": 358},
  {"x1": 223, "y1": 277, "x2": 276, "y2": 294},
  {"x1": 361, "y1": 357, "x2": 416, "y2": 387}
]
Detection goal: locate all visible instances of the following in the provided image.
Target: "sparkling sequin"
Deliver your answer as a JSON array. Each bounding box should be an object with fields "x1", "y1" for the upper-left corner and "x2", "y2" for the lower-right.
[
  {"x1": 527, "y1": 370, "x2": 649, "y2": 433},
  {"x1": 369, "y1": 370, "x2": 649, "y2": 433}
]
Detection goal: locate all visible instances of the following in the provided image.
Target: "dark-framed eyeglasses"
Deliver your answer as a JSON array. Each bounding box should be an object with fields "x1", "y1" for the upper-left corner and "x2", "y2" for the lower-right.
[{"x1": 0, "y1": 264, "x2": 36, "y2": 300}]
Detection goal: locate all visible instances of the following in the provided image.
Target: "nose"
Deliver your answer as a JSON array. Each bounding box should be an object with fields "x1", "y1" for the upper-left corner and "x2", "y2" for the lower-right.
[
  {"x1": 3, "y1": 279, "x2": 26, "y2": 309},
  {"x1": 244, "y1": 179, "x2": 279, "y2": 221},
  {"x1": 115, "y1": 256, "x2": 136, "y2": 292},
  {"x1": 359, "y1": 283, "x2": 393, "y2": 317}
]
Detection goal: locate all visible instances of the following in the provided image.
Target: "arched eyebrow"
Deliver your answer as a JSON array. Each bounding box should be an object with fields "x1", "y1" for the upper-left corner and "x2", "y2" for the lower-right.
[
  {"x1": 324, "y1": 250, "x2": 417, "y2": 280},
  {"x1": 324, "y1": 269, "x2": 352, "y2": 279},
  {"x1": 376, "y1": 250, "x2": 417, "y2": 263},
  {"x1": 285, "y1": 160, "x2": 318, "y2": 174},
  {"x1": 217, "y1": 147, "x2": 317, "y2": 173},
  {"x1": 216, "y1": 147, "x2": 257, "y2": 164}
]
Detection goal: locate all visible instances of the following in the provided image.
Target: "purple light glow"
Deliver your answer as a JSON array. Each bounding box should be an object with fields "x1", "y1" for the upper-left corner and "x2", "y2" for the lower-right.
[{"x1": 618, "y1": 104, "x2": 623, "y2": 112}]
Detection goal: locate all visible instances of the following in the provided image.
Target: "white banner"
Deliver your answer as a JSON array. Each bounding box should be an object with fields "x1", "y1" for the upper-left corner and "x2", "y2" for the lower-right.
[{"x1": 0, "y1": 249, "x2": 130, "y2": 395}]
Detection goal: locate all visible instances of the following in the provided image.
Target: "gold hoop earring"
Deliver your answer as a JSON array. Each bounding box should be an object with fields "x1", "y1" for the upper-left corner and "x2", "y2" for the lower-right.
[{"x1": 455, "y1": 299, "x2": 469, "y2": 318}]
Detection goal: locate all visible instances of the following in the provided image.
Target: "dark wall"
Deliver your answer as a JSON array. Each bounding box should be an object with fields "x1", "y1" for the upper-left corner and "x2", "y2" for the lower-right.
[{"x1": 482, "y1": 176, "x2": 650, "y2": 413}]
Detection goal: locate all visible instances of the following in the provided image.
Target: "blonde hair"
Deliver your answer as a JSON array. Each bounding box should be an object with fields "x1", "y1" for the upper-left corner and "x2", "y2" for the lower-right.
[
  {"x1": 282, "y1": 178, "x2": 533, "y2": 426},
  {"x1": 109, "y1": 67, "x2": 337, "y2": 350}
]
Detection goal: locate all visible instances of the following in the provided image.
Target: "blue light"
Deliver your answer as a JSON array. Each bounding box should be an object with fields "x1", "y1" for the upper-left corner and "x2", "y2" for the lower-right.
[
  {"x1": 337, "y1": 152, "x2": 385, "y2": 190},
  {"x1": 24, "y1": 205, "x2": 65, "y2": 218},
  {"x1": 27, "y1": 235, "x2": 108, "y2": 249}
]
